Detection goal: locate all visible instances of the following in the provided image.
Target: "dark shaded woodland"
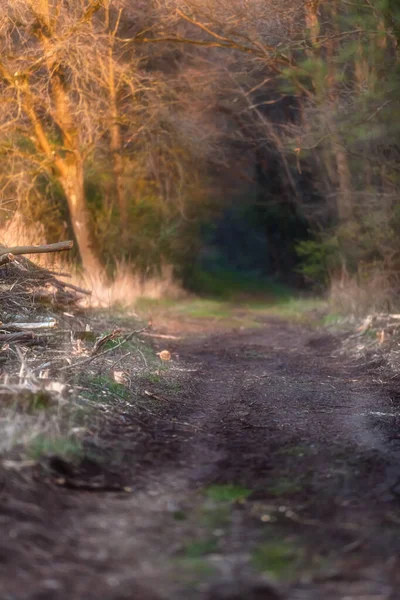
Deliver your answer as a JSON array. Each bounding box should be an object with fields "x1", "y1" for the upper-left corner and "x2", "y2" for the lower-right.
[{"x1": 1, "y1": 0, "x2": 399, "y2": 307}]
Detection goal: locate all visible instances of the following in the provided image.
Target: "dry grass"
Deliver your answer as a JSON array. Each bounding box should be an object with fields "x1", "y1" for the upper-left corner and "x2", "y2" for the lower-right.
[
  {"x1": 0, "y1": 215, "x2": 189, "y2": 462},
  {"x1": 66, "y1": 262, "x2": 184, "y2": 309},
  {"x1": 0, "y1": 215, "x2": 184, "y2": 308},
  {"x1": 329, "y1": 270, "x2": 400, "y2": 317},
  {"x1": 1, "y1": 213, "x2": 57, "y2": 268},
  {"x1": 0, "y1": 263, "x2": 186, "y2": 463}
]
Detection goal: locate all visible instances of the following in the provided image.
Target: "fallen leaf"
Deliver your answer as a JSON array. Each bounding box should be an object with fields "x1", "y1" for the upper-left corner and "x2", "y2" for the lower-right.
[
  {"x1": 114, "y1": 370, "x2": 129, "y2": 384},
  {"x1": 157, "y1": 350, "x2": 171, "y2": 361}
]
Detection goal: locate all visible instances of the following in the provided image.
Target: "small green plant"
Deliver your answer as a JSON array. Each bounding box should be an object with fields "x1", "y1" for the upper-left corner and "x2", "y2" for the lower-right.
[
  {"x1": 252, "y1": 539, "x2": 298, "y2": 578},
  {"x1": 13, "y1": 390, "x2": 53, "y2": 412},
  {"x1": 146, "y1": 372, "x2": 162, "y2": 384},
  {"x1": 183, "y1": 538, "x2": 218, "y2": 558},
  {"x1": 296, "y1": 238, "x2": 339, "y2": 287},
  {"x1": 201, "y1": 505, "x2": 231, "y2": 529},
  {"x1": 174, "y1": 557, "x2": 217, "y2": 580},
  {"x1": 81, "y1": 375, "x2": 131, "y2": 403},
  {"x1": 268, "y1": 478, "x2": 303, "y2": 497},
  {"x1": 28, "y1": 435, "x2": 83, "y2": 460},
  {"x1": 205, "y1": 483, "x2": 252, "y2": 502}
]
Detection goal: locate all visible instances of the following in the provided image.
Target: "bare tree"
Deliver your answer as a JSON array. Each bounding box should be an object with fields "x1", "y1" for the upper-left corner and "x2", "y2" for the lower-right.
[{"x1": 0, "y1": 0, "x2": 112, "y2": 274}]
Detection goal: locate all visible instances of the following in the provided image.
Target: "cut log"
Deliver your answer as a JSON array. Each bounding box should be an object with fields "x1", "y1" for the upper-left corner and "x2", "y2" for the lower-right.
[
  {"x1": 0, "y1": 241, "x2": 73, "y2": 257},
  {"x1": 0, "y1": 331, "x2": 35, "y2": 343},
  {"x1": 0, "y1": 253, "x2": 15, "y2": 266}
]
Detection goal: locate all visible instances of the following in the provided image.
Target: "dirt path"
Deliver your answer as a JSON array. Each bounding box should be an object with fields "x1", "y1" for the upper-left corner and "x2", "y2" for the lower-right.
[{"x1": 2, "y1": 318, "x2": 400, "y2": 599}]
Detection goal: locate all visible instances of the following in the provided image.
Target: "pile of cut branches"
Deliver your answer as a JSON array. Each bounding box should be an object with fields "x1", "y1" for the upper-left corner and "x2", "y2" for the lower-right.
[
  {"x1": 0, "y1": 241, "x2": 89, "y2": 350},
  {"x1": 338, "y1": 312, "x2": 400, "y2": 377}
]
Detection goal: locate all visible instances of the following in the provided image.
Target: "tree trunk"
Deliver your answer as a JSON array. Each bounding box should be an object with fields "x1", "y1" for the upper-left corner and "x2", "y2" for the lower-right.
[
  {"x1": 47, "y1": 58, "x2": 104, "y2": 277},
  {"x1": 332, "y1": 136, "x2": 353, "y2": 222},
  {"x1": 327, "y1": 1, "x2": 353, "y2": 223},
  {"x1": 58, "y1": 160, "x2": 103, "y2": 276},
  {"x1": 304, "y1": 0, "x2": 321, "y2": 47},
  {"x1": 106, "y1": 36, "x2": 129, "y2": 241},
  {"x1": 110, "y1": 117, "x2": 128, "y2": 237}
]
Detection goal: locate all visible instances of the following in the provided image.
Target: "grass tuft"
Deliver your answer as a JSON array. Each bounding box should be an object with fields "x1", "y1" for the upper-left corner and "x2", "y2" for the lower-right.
[
  {"x1": 28, "y1": 435, "x2": 83, "y2": 460},
  {"x1": 205, "y1": 483, "x2": 252, "y2": 502},
  {"x1": 252, "y1": 539, "x2": 299, "y2": 578}
]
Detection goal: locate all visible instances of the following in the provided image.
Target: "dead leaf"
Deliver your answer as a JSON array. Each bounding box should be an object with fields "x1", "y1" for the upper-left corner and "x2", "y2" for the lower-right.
[
  {"x1": 113, "y1": 370, "x2": 129, "y2": 385},
  {"x1": 357, "y1": 315, "x2": 373, "y2": 332},
  {"x1": 377, "y1": 329, "x2": 385, "y2": 344},
  {"x1": 157, "y1": 350, "x2": 171, "y2": 361}
]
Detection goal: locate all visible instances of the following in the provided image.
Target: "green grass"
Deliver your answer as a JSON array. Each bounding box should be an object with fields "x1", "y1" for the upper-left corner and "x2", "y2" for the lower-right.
[
  {"x1": 264, "y1": 296, "x2": 326, "y2": 319},
  {"x1": 183, "y1": 538, "x2": 218, "y2": 558},
  {"x1": 136, "y1": 292, "x2": 326, "y2": 327},
  {"x1": 205, "y1": 483, "x2": 252, "y2": 502},
  {"x1": 146, "y1": 372, "x2": 162, "y2": 384},
  {"x1": 201, "y1": 504, "x2": 231, "y2": 528},
  {"x1": 174, "y1": 537, "x2": 219, "y2": 584},
  {"x1": 174, "y1": 299, "x2": 233, "y2": 319},
  {"x1": 268, "y1": 477, "x2": 303, "y2": 497},
  {"x1": 187, "y1": 267, "x2": 292, "y2": 301},
  {"x1": 81, "y1": 374, "x2": 131, "y2": 403},
  {"x1": 28, "y1": 435, "x2": 83, "y2": 460},
  {"x1": 252, "y1": 539, "x2": 299, "y2": 578},
  {"x1": 11, "y1": 390, "x2": 54, "y2": 412},
  {"x1": 136, "y1": 297, "x2": 234, "y2": 320},
  {"x1": 174, "y1": 557, "x2": 217, "y2": 580}
]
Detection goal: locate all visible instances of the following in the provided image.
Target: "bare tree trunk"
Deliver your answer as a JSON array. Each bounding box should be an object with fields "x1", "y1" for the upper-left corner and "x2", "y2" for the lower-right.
[
  {"x1": 46, "y1": 54, "x2": 103, "y2": 275},
  {"x1": 108, "y1": 63, "x2": 128, "y2": 238},
  {"x1": 58, "y1": 159, "x2": 103, "y2": 276},
  {"x1": 332, "y1": 136, "x2": 353, "y2": 222},
  {"x1": 103, "y1": 3, "x2": 129, "y2": 242},
  {"x1": 304, "y1": 0, "x2": 321, "y2": 46},
  {"x1": 327, "y1": 1, "x2": 353, "y2": 223},
  {"x1": 14, "y1": 0, "x2": 105, "y2": 278}
]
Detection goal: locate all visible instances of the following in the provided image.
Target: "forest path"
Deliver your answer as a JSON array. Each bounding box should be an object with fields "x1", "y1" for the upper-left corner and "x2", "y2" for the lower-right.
[{"x1": 2, "y1": 316, "x2": 400, "y2": 599}]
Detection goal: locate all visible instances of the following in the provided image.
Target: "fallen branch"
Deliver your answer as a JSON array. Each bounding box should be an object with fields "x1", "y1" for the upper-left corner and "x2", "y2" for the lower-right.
[
  {"x1": 56, "y1": 280, "x2": 91, "y2": 295},
  {"x1": 140, "y1": 332, "x2": 182, "y2": 341},
  {"x1": 60, "y1": 326, "x2": 149, "y2": 371},
  {"x1": 0, "y1": 331, "x2": 35, "y2": 343},
  {"x1": 1, "y1": 319, "x2": 57, "y2": 330},
  {"x1": 0, "y1": 253, "x2": 15, "y2": 266},
  {"x1": 0, "y1": 240, "x2": 73, "y2": 257},
  {"x1": 144, "y1": 389, "x2": 170, "y2": 402}
]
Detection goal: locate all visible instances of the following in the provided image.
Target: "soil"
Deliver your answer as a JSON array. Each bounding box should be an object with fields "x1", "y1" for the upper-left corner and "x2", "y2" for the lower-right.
[{"x1": 1, "y1": 315, "x2": 400, "y2": 600}]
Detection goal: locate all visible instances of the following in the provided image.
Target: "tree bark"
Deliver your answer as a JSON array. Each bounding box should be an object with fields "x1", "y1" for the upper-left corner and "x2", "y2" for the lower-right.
[
  {"x1": 304, "y1": 0, "x2": 321, "y2": 47},
  {"x1": 0, "y1": 241, "x2": 73, "y2": 257},
  {"x1": 18, "y1": 1, "x2": 105, "y2": 278},
  {"x1": 57, "y1": 159, "x2": 103, "y2": 276},
  {"x1": 45, "y1": 49, "x2": 103, "y2": 276},
  {"x1": 109, "y1": 91, "x2": 128, "y2": 237},
  {"x1": 104, "y1": 10, "x2": 129, "y2": 241},
  {"x1": 332, "y1": 136, "x2": 353, "y2": 222},
  {"x1": 327, "y1": 1, "x2": 353, "y2": 223}
]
